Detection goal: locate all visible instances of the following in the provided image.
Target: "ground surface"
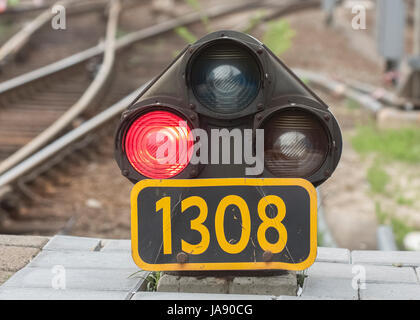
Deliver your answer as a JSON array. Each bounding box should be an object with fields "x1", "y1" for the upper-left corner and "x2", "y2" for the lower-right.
[
  {"x1": 15, "y1": 5, "x2": 384, "y2": 247},
  {"x1": 1, "y1": 2, "x2": 419, "y2": 250},
  {"x1": 1, "y1": 235, "x2": 420, "y2": 300}
]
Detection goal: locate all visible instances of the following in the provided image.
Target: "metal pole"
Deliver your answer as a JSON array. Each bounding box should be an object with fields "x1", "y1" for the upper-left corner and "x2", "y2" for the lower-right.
[
  {"x1": 377, "y1": 225, "x2": 398, "y2": 251},
  {"x1": 412, "y1": 0, "x2": 420, "y2": 101},
  {"x1": 415, "y1": 0, "x2": 420, "y2": 56}
]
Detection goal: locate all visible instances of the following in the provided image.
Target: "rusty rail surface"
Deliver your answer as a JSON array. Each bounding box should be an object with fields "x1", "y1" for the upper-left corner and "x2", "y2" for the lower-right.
[
  {"x1": 0, "y1": 0, "x2": 111, "y2": 66},
  {"x1": 0, "y1": 0, "x2": 267, "y2": 177},
  {"x1": 0, "y1": 0, "x2": 121, "y2": 175},
  {"x1": 0, "y1": 0, "x2": 382, "y2": 188},
  {"x1": 0, "y1": 0, "x2": 383, "y2": 191}
]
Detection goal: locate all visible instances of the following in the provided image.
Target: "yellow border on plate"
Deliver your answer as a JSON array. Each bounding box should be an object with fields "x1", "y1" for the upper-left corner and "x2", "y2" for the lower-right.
[{"x1": 131, "y1": 178, "x2": 317, "y2": 271}]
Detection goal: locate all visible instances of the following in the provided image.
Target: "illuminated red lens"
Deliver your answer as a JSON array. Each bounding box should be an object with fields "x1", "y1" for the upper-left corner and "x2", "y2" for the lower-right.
[{"x1": 124, "y1": 110, "x2": 194, "y2": 179}]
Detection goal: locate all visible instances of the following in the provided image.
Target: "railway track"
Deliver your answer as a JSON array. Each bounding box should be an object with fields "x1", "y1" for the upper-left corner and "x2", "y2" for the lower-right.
[
  {"x1": 0, "y1": 0, "x2": 374, "y2": 237},
  {"x1": 0, "y1": 0, "x2": 273, "y2": 233},
  {"x1": 0, "y1": 0, "x2": 117, "y2": 80}
]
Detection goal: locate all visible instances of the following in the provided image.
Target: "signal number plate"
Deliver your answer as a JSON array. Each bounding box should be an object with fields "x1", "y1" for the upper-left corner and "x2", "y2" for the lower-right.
[{"x1": 131, "y1": 178, "x2": 317, "y2": 271}]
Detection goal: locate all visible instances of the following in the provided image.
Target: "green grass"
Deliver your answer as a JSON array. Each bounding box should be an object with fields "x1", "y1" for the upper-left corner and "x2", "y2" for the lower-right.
[
  {"x1": 174, "y1": 26, "x2": 198, "y2": 44},
  {"x1": 128, "y1": 270, "x2": 162, "y2": 291},
  {"x1": 317, "y1": 230, "x2": 325, "y2": 247},
  {"x1": 367, "y1": 162, "x2": 389, "y2": 194},
  {"x1": 391, "y1": 217, "x2": 413, "y2": 250},
  {"x1": 184, "y1": 0, "x2": 209, "y2": 30},
  {"x1": 7, "y1": 0, "x2": 20, "y2": 6},
  {"x1": 375, "y1": 202, "x2": 414, "y2": 250},
  {"x1": 346, "y1": 98, "x2": 361, "y2": 110},
  {"x1": 375, "y1": 202, "x2": 387, "y2": 224},
  {"x1": 352, "y1": 125, "x2": 420, "y2": 163},
  {"x1": 263, "y1": 19, "x2": 295, "y2": 56},
  {"x1": 297, "y1": 273, "x2": 307, "y2": 288},
  {"x1": 396, "y1": 196, "x2": 414, "y2": 207},
  {"x1": 174, "y1": 0, "x2": 210, "y2": 44},
  {"x1": 301, "y1": 77, "x2": 310, "y2": 86},
  {"x1": 243, "y1": 10, "x2": 265, "y2": 33},
  {"x1": 145, "y1": 271, "x2": 162, "y2": 292},
  {"x1": 185, "y1": 0, "x2": 200, "y2": 9}
]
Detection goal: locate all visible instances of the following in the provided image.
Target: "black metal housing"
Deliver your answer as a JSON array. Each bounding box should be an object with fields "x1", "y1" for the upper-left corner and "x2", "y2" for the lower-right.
[{"x1": 114, "y1": 30, "x2": 342, "y2": 186}]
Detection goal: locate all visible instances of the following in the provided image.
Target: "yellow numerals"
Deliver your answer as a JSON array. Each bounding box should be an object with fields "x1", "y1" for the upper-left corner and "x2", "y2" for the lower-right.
[
  {"x1": 215, "y1": 195, "x2": 251, "y2": 254},
  {"x1": 155, "y1": 197, "x2": 172, "y2": 255},
  {"x1": 257, "y1": 195, "x2": 287, "y2": 253},
  {"x1": 156, "y1": 195, "x2": 287, "y2": 256},
  {"x1": 181, "y1": 196, "x2": 210, "y2": 255}
]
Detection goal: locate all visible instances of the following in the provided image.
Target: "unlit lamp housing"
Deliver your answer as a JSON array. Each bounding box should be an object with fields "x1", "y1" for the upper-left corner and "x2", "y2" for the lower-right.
[{"x1": 189, "y1": 40, "x2": 261, "y2": 114}]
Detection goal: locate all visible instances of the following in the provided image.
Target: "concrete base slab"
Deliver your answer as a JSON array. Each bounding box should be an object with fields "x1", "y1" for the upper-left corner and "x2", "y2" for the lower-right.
[
  {"x1": 352, "y1": 250, "x2": 420, "y2": 267},
  {"x1": 101, "y1": 239, "x2": 131, "y2": 252},
  {"x1": 28, "y1": 250, "x2": 138, "y2": 270},
  {"x1": 306, "y1": 262, "x2": 418, "y2": 284},
  {"x1": 0, "y1": 287, "x2": 130, "y2": 300},
  {"x1": 360, "y1": 283, "x2": 420, "y2": 300},
  {"x1": 301, "y1": 277, "x2": 358, "y2": 300},
  {"x1": 2, "y1": 267, "x2": 144, "y2": 292},
  {"x1": 316, "y1": 247, "x2": 350, "y2": 264},
  {"x1": 1, "y1": 235, "x2": 419, "y2": 300},
  {"x1": 229, "y1": 273, "x2": 296, "y2": 296},
  {"x1": 133, "y1": 292, "x2": 275, "y2": 300},
  {"x1": 43, "y1": 235, "x2": 101, "y2": 252},
  {"x1": 157, "y1": 272, "x2": 297, "y2": 296}
]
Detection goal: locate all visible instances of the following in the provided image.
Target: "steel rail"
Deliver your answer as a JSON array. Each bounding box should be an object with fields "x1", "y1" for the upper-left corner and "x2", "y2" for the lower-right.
[
  {"x1": 0, "y1": 0, "x2": 121, "y2": 175},
  {"x1": 0, "y1": 84, "x2": 147, "y2": 188},
  {"x1": 0, "y1": 0, "x2": 110, "y2": 66},
  {"x1": 294, "y1": 68, "x2": 384, "y2": 114},
  {"x1": 0, "y1": 0, "x2": 267, "y2": 174},
  {"x1": 0, "y1": 0, "x2": 279, "y2": 96},
  {"x1": 0, "y1": 2, "x2": 52, "y2": 15},
  {"x1": 0, "y1": 0, "x2": 319, "y2": 188},
  {"x1": 0, "y1": 68, "x2": 388, "y2": 189},
  {"x1": 337, "y1": 78, "x2": 411, "y2": 109},
  {"x1": 0, "y1": 0, "x2": 387, "y2": 188}
]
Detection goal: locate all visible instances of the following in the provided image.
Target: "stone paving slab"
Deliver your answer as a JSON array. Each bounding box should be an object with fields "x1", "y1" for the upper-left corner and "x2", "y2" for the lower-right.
[
  {"x1": 301, "y1": 277, "x2": 359, "y2": 300},
  {"x1": 229, "y1": 273, "x2": 297, "y2": 296},
  {"x1": 0, "y1": 245, "x2": 40, "y2": 272},
  {"x1": 352, "y1": 250, "x2": 420, "y2": 267},
  {"x1": 316, "y1": 247, "x2": 351, "y2": 264},
  {"x1": 43, "y1": 235, "x2": 101, "y2": 252},
  {"x1": 1, "y1": 235, "x2": 420, "y2": 300},
  {"x1": 0, "y1": 235, "x2": 144, "y2": 300},
  {"x1": 279, "y1": 295, "x2": 335, "y2": 300},
  {"x1": 28, "y1": 250, "x2": 138, "y2": 270},
  {"x1": 100, "y1": 239, "x2": 131, "y2": 252},
  {"x1": 359, "y1": 283, "x2": 420, "y2": 300},
  {"x1": 0, "y1": 287, "x2": 130, "y2": 300},
  {"x1": 306, "y1": 262, "x2": 418, "y2": 284},
  {"x1": 0, "y1": 235, "x2": 49, "y2": 249},
  {"x1": 132, "y1": 292, "x2": 275, "y2": 300},
  {"x1": 2, "y1": 267, "x2": 145, "y2": 292}
]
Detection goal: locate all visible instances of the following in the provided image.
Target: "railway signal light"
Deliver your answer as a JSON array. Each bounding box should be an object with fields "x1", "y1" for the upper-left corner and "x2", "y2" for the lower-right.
[{"x1": 115, "y1": 30, "x2": 342, "y2": 186}]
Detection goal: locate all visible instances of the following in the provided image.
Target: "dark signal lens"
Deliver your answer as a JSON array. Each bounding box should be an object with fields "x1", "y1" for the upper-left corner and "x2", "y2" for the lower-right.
[
  {"x1": 190, "y1": 41, "x2": 260, "y2": 113},
  {"x1": 124, "y1": 110, "x2": 193, "y2": 179},
  {"x1": 263, "y1": 109, "x2": 329, "y2": 178}
]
